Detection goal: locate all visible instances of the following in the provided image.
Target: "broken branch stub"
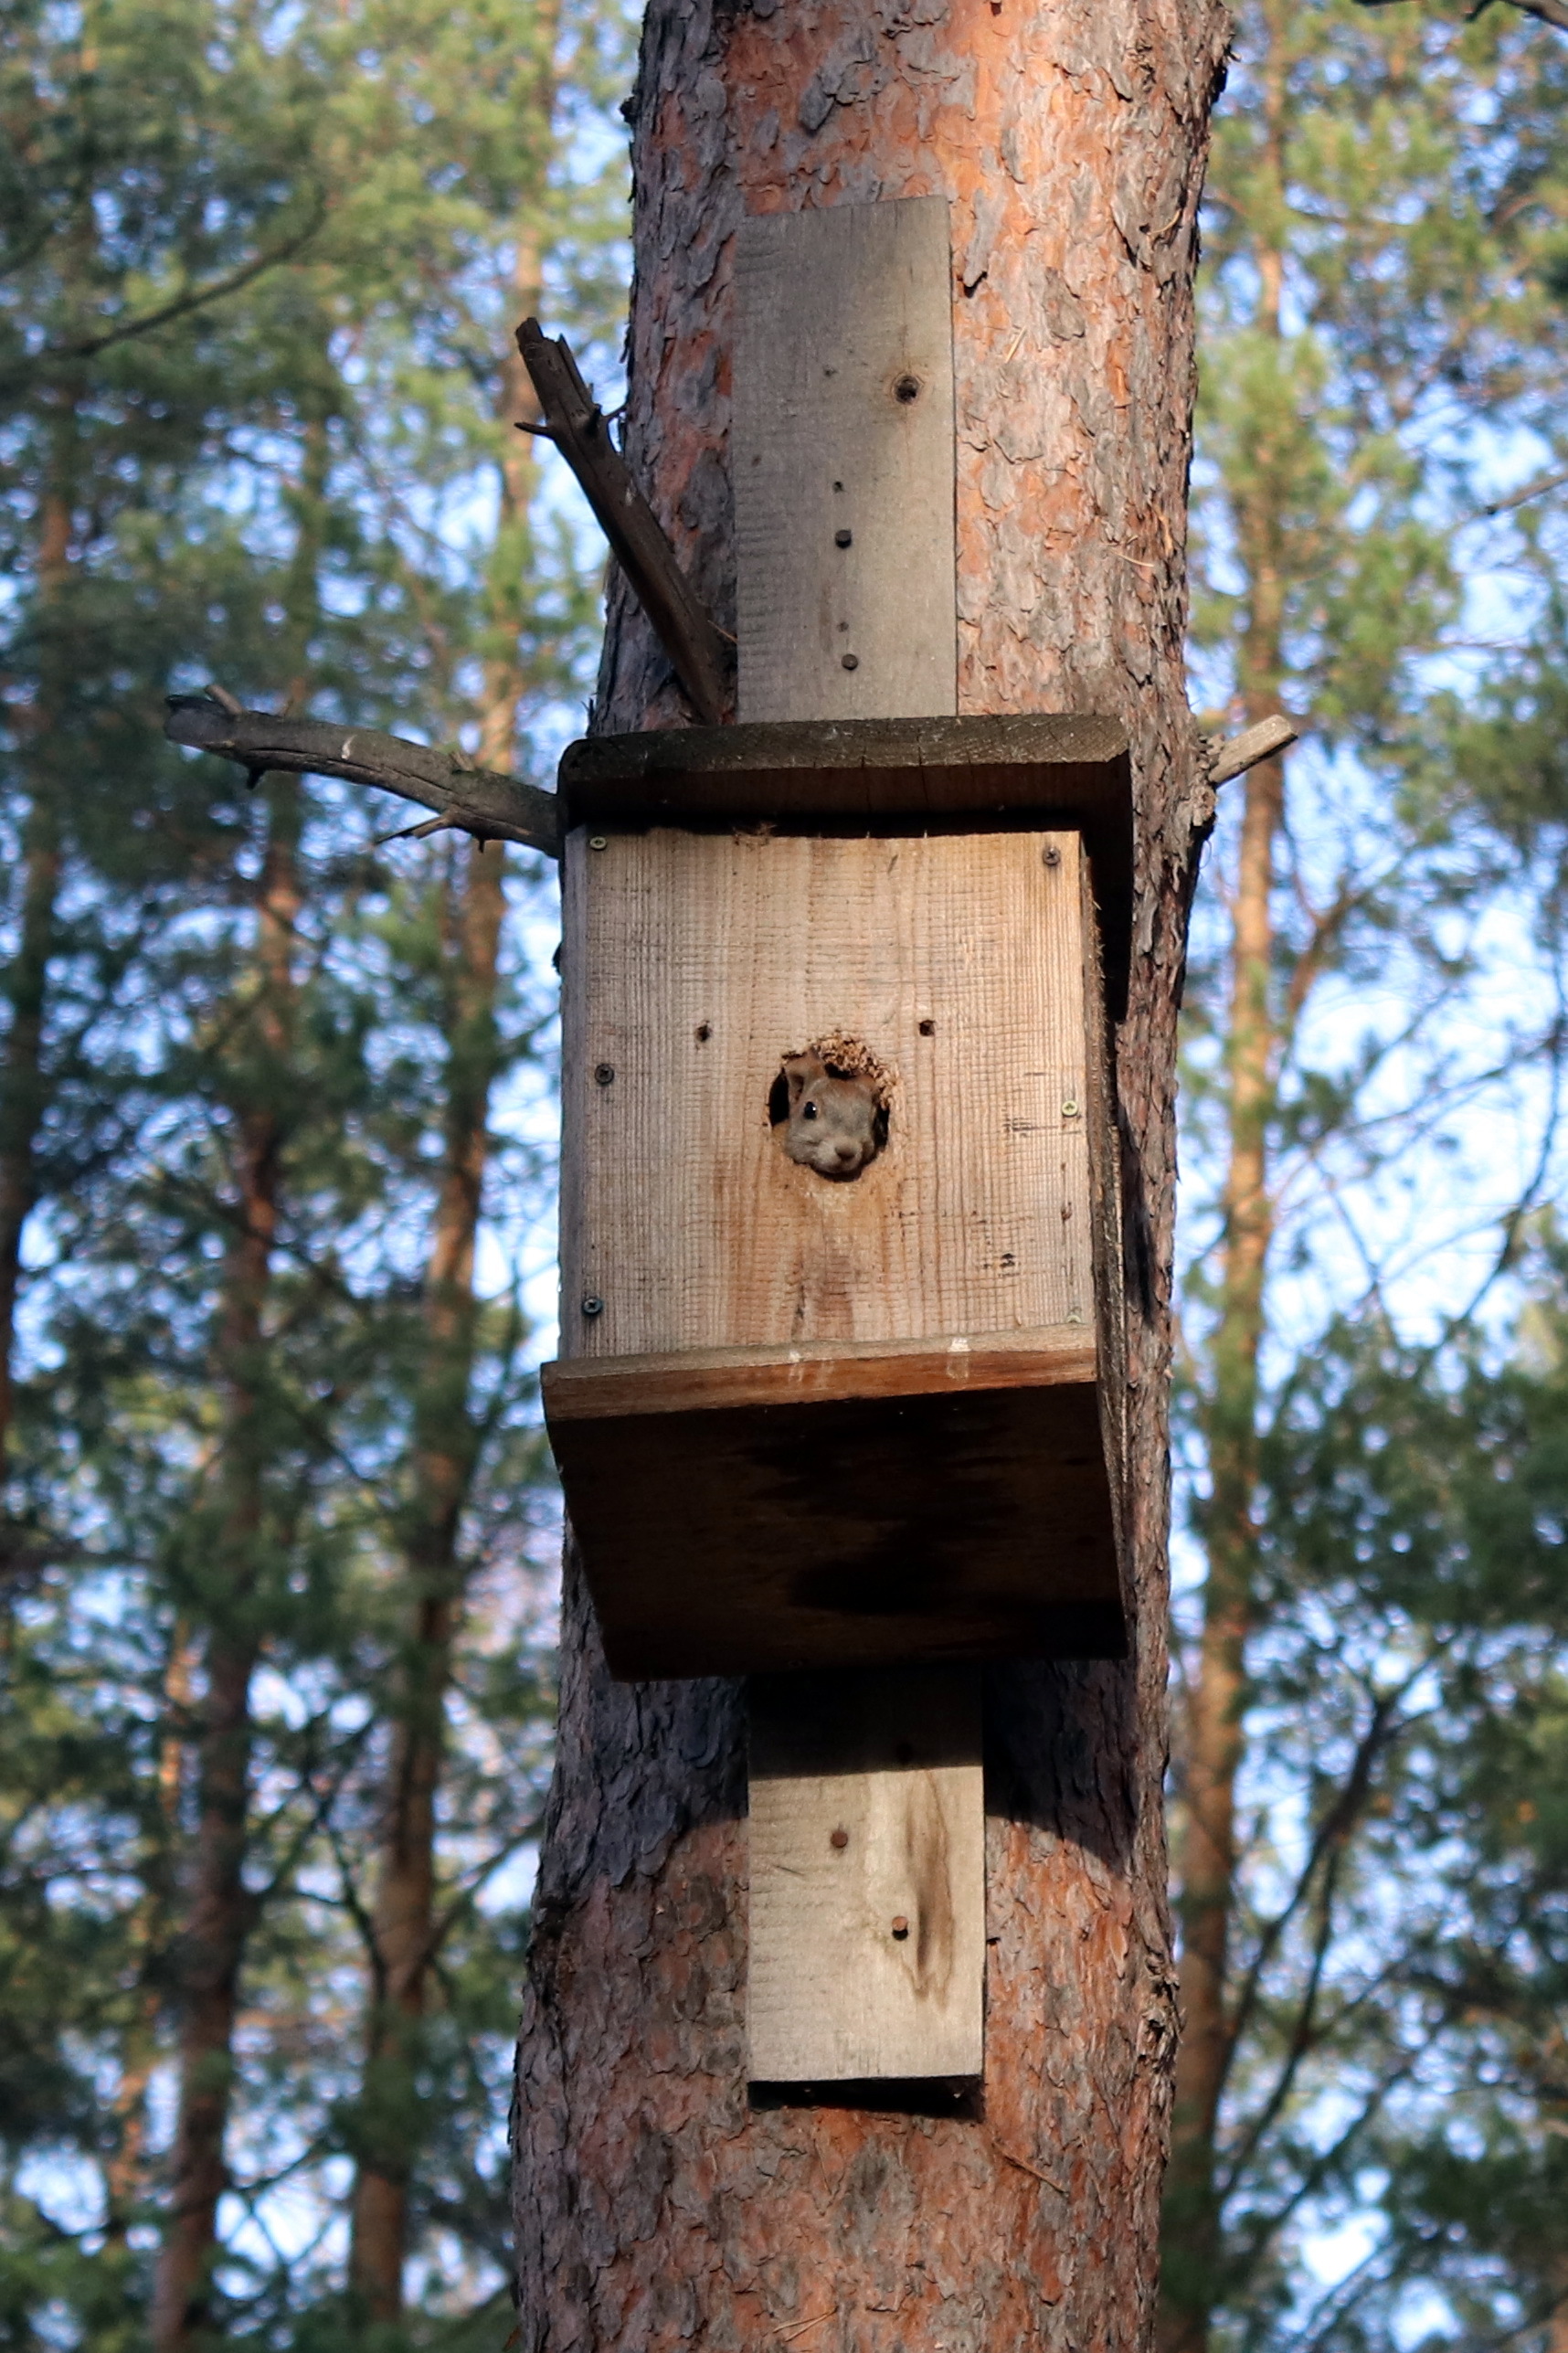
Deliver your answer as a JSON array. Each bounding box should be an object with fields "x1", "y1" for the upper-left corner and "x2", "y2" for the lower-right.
[
  {"x1": 515, "y1": 318, "x2": 732, "y2": 728},
  {"x1": 1207, "y1": 712, "x2": 1299, "y2": 785},
  {"x1": 163, "y1": 693, "x2": 560, "y2": 858}
]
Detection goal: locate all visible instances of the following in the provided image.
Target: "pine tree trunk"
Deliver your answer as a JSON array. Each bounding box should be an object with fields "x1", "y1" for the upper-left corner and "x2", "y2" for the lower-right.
[
  {"x1": 347, "y1": 839, "x2": 507, "y2": 2322},
  {"x1": 152, "y1": 786, "x2": 302, "y2": 2353},
  {"x1": 0, "y1": 473, "x2": 70, "y2": 1460},
  {"x1": 1159, "y1": 29, "x2": 1288, "y2": 2348},
  {"x1": 346, "y1": 58, "x2": 556, "y2": 2305},
  {"x1": 514, "y1": 5, "x2": 1228, "y2": 2345}
]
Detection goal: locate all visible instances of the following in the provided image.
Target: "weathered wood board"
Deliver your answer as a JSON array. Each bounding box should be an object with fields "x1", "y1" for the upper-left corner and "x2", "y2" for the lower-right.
[
  {"x1": 747, "y1": 1669, "x2": 983, "y2": 2083},
  {"x1": 734, "y1": 197, "x2": 957, "y2": 724},
  {"x1": 559, "y1": 827, "x2": 1097, "y2": 1360},
  {"x1": 558, "y1": 712, "x2": 1136, "y2": 1014},
  {"x1": 545, "y1": 1349, "x2": 1124, "y2": 1678}
]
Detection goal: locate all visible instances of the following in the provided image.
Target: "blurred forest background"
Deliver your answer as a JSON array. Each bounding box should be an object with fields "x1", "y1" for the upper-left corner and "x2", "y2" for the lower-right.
[{"x1": 1, "y1": 1, "x2": 1566, "y2": 2349}]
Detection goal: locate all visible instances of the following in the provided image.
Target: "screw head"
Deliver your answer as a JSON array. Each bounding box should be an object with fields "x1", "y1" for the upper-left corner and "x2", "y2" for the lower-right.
[
  {"x1": 594, "y1": 1063, "x2": 615, "y2": 1086},
  {"x1": 890, "y1": 1915, "x2": 910, "y2": 1939},
  {"x1": 894, "y1": 374, "x2": 921, "y2": 403},
  {"x1": 1062, "y1": 1099, "x2": 1080, "y2": 1118},
  {"x1": 829, "y1": 1828, "x2": 849, "y2": 1850},
  {"x1": 834, "y1": 527, "x2": 853, "y2": 547},
  {"x1": 841, "y1": 652, "x2": 859, "y2": 672},
  {"x1": 580, "y1": 1294, "x2": 604, "y2": 1318},
  {"x1": 588, "y1": 834, "x2": 609, "y2": 852},
  {"x1": 1043, "y1": 843, "x2": 1062, "y2": 868}
]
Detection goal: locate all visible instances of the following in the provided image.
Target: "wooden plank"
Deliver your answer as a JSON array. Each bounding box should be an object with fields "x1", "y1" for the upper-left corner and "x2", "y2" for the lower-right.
[
  {"x1": 560, "y1": 827, "x2": 1095, "y2": 1363},
  {"x1": 733, "y1": 199, "x2": 957, "y2": 725},
  {"x1": 556, "y1": 713, "x2": 1134, "y2": 1014},
  {"x1": 560, "y1": 710, "x2": 1128, "y2": 796},
  {"x1": 747, "y1": 1669, "x2": 984, "y2": 2083},
  {"x1": 546, "y1": 1377, "x2": 1124, "y2": 1679},
  {"x1": 542, "y1": 1321, "x2": 1097, "y2": 1420}
]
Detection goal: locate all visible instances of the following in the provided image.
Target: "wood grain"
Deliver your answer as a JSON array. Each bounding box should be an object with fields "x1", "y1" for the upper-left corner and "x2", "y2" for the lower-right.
[
  {"x1": 560, "y1": 826, "x2": 1094, "y2": 1362},
  {"x1": 747, "y1": 1670, "x2": 984, "y2": 2083},
  {"x1": 557, "y1": 711, "x2": 1135, "y2": 1011},
  {"x1": 542, "y1": 1322, "x2": 1097, "y2": 1419},
  {"x1": 515, "y1": 0, "x2": 1229, "y2": 2329},
  {"x1": 734, "y1": 199, "x2": 957, "y2": 724},
  {"x1": 543, "y1": 1377, "x2": 1123, "y2": 1678}
]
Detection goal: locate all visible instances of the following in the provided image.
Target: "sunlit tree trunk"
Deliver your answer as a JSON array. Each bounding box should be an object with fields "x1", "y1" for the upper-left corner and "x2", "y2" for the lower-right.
[
  {"x1": 152, "y1": 409, "x2": 327, "y2": 2352},
  {"x1": 514, "y1": 2, "x2": 1229, "y2": 2344},
  {"x1": 0, "y1": 459, "x2": 70, "y2": 1462},
  {"x1": 346, "y1": 23, "x2": 557, "y2": 2314},
  {"x1": 151, "y1": 781, "x2": 302, "y2": 2353},
  {"x1": 346, "y1": 837, "x2": 508, "y2": 2321},
  {"x1": 1159, "y1": 16, "x2": 1289, "y2": 2351}
]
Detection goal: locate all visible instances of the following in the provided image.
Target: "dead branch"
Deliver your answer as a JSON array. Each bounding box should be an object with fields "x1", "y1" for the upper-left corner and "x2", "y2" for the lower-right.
[
  {"x1": 1208, "y1": 712, "x2": 1300, "y2": 786},
  {"x1": 164, "y1": 691, "x2": 560, "y2": 858},
  {"x1": 515, "y1": 319, "x2": 732, "y2": 726}
]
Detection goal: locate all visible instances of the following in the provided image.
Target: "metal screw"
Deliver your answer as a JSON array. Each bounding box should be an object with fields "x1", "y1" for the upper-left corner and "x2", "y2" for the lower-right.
[
  {"x1": 842, "y1": 653, "x2": 859, "y2": 671},
  {"x1": 895, "y1": 374, "x2": 921, "y2": 403},
  {"x1": 595, "y1": 1063, "x2": 615, "y2": 1086},
  {"x1": 918, "y1": 1018, "x2": 936, "y2": 1037},
  {"x1": 1043, "y1": 843, "x2": 1062, "y2": 868},
  {"x1": 834, "y1": 528, "x2": 853, "y2": 548},
  {"x1": 830, "y1": 1828, "x2": 849, "y2": 1850},
  {"x1": 1062, "y1": 1099, "x2": 1080, "y2": 1118},
  {"x1": 588, "y1": 834, "x2": 609, "y2": 852},
  {"x1": 580, "y1": 1294, "x2": 604, "y2": 1318},
  {"x1": 890, "y1": 1916, "x2": 910, "y2": 1939}
]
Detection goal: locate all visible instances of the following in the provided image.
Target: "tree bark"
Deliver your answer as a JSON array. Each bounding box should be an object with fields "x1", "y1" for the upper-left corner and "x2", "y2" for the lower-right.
[
  {"x1": 347, "y1": 838, "x2": 508, "y2": 2322},
  {"x1": 1159, "y1": 21, "x2": 1288, "y2": 2350},
  {"x1": 514, "y1": 3, "x2": 1228, "y2": 2346},
  {"x1": 151, "y1": 784, "x2": 302, "y2": 2353},
  {"x1": 0, "y1": 471, "x2": 70, "y2": 1462}
]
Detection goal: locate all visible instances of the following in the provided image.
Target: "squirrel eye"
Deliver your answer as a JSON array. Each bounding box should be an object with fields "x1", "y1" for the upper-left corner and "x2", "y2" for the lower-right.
[{"x1": 802, "y1": 1101, "x2": 819, "y2": 1119}]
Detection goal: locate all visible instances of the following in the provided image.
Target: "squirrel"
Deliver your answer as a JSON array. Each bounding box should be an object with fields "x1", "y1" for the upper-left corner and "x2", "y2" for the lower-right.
[{"x1": 780, "y1": 1051, "x2": 884, "y2": 1180}]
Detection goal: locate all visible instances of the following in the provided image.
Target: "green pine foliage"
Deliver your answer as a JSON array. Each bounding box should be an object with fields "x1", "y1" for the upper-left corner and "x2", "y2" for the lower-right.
[
  {"x1": 1175, "y1": 4, "x2": 1568, "y2": 2348},
  {"x1": 0, "y1": 0, "x2": 631, "y2": 2342}
]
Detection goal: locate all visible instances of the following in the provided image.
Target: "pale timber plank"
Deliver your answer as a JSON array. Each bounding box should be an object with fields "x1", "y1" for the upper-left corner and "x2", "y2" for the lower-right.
[
  {"x1": 747, "y1": 1670, "x2": 984, "y2": 2083},
  {"x1": 734, "y1": 197, "x2": 957, "y2": 724},
  {"x1": 731, "y1": 196, "x2": 984, "y2": 2088},
  {"x1": 561, "y1": 826, "x2": 1093, "y2": 1362}
]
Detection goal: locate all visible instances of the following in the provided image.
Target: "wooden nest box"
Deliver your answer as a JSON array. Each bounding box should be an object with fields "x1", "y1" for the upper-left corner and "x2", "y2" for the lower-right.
[{"x1": 541, "y1": 713, "x2": 1134, "y2": 1680}]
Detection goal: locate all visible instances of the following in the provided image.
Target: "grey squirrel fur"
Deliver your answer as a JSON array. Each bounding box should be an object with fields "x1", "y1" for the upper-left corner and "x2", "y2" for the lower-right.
[{"x1": 780, "y1": 1051, "x2": 884, "y2": 1180}]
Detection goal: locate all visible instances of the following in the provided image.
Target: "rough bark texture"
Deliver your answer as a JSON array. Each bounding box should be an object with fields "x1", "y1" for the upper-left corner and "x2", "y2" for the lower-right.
[
  {"x1": 515, "y1": 3, "x2": 1229, "y2": 2344},
  {"x1": 1160, "y1": 43, "x2": 1286, "y2": 2347},
  {"x1": 0, "y1": 475, "x2": 69, "y2": 1461},
  {"x1": 348, "y1": 840, "x2": 507, "y2": 2322}
]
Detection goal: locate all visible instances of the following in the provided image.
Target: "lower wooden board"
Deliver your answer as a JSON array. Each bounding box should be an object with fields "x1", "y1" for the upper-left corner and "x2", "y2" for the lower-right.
[
  {"x1": 546, "y1": 1366, "x2": 1125, "y2": 1680},
  {"x1": 747, "y1": 1668, "x2": 984, "y2": 2083}
]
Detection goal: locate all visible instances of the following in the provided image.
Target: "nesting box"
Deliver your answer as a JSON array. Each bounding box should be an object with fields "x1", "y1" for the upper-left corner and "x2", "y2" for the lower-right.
[{"x1": 541, "y1": 714, "x2": 1133, "y2": 1680}]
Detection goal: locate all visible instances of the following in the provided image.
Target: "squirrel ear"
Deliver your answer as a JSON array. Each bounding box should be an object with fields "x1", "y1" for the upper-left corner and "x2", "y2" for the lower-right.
[{"x1": 785, "y1": 1064, "x2": 808, "y2": 1108}]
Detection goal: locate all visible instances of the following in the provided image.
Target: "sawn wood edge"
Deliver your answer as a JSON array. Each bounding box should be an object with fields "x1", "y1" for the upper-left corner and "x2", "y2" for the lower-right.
[{"x1": 543, "y1": 1323, "x2": 1099, "y2": 1422}]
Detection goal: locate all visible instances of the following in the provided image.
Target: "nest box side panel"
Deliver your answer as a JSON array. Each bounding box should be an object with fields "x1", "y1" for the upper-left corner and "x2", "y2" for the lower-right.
[
  {"x1": 747, "y1": 1669, "x2": 984, "y2": 2083},
  {"x1": 560, "y1": 825, "x2": 1096, "y2": 1360},
  {"x1": 734, "y1": 197, "x2": 957, "y2": 726}
]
